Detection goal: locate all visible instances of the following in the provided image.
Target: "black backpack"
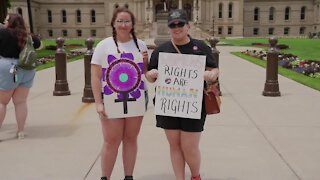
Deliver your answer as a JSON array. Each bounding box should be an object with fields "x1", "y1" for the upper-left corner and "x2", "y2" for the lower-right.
[{"x1": 17, "y1": 35, "x2": 37, "y2": 70}]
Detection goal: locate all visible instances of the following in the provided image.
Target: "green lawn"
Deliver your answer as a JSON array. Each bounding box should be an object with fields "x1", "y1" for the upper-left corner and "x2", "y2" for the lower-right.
[
  {"x1": 231, "y1": 52, "x2": 320, "y2": 92},
  {"x1": 221, "y1": 38, "x2": 320, "y2": 61},
  {"x1": 35, "y1": 38, "x2": 102, "y2": 71},
  {"x1": 220, "y1": 38, "x2": 320, "y2": 92},
  {"x1": 40, "y1": 38, "x2": 102, "y2": 47}
]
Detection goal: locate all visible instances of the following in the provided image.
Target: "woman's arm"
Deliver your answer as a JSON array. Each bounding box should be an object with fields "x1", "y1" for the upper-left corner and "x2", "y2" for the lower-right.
[
  {"x1": 146, "y1": 47, "x2": 161, "y2": 83},
  {"x1": 91, "y1": 64, "x2": 107, "y2": 117},
  {"x1": 142, "y1": 50, "x2": 149, "y2": 74}
]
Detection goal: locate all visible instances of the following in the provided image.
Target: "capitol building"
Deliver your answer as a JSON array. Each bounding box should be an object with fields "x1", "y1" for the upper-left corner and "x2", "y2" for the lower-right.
[{"x1": 7, "y1": 0, "x2": 320, "y2": 39}]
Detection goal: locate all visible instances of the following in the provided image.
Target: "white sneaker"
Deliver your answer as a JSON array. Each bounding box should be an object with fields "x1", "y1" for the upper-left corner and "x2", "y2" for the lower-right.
[{"x1": 17, "y1": 131, "x2": 25, "y2": 139}]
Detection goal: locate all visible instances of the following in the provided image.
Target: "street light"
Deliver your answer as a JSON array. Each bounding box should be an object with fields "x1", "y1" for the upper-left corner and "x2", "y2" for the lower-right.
[
  {"x1": 27, "y1": 0, "x2": 33, "y2": 33},
  {"x1": 0, "y1": 0, "x2": 8, "y2": 22}
]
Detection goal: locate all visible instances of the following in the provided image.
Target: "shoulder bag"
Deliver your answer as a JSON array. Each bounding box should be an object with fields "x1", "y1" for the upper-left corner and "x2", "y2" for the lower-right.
[{"x1": 204, "y1": 82, "x2": 221, "y2": 114}]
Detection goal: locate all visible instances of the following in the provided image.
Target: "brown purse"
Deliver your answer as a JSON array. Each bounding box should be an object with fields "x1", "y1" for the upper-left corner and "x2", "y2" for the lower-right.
[{"x1": 204, "y1": 83, "x2": 221, "y2": 114}]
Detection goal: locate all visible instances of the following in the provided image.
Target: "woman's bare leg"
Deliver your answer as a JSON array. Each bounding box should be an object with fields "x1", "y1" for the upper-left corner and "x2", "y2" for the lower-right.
[
  {"x1": 12, "y1": 87, "x2": 30, "y2": 133},
  {"x1": 0, "y1": 90, "x2": 14, "y2": 128},
  {"x1": 122, "y1": 116, "x2": 143, "y2": 176},
  {"x1": 165, "y1": 130, "x2": 185, "y2": 180},
  {"x1": 100, "y1": 118, "x2": 125, "y2": 179},
  {"x1": 181, "y1": 131, "x2": 202, "y2": 178}
]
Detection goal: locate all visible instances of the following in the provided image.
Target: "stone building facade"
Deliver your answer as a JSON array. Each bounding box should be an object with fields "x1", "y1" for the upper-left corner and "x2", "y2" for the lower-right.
[{"x1": 7, "y1": 0, "x2": 320, "y2": 39}]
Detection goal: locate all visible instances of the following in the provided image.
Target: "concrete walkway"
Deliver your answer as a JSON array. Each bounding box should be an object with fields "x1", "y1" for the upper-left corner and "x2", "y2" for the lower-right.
[{"x1": 0, "y1": 46, "x2": 320, "y2": 180}]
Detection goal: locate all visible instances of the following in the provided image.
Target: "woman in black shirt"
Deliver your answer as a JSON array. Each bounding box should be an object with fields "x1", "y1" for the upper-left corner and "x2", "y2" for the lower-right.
[
  {"x1": 146, "y1": 10, "x2": 219, "y2": 180},
  {"x1": 0, "y1": 13, "x2": 40, "y2": 139}
]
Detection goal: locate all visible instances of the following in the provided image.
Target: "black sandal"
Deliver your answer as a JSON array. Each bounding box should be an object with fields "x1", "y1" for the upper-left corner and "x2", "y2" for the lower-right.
[{"x1": 124, "y1": 176, "x2": 133, "y2": 180}]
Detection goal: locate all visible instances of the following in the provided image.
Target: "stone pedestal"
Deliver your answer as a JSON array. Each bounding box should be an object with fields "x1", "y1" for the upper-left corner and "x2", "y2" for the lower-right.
[
  {"x1": 82, "y1": 38, "x2": 95, "y2": 103},
  {"x1": 154, "y1": 12, "x2": 171, "y2": 46},
  {"x1": 263, "y1": 36, "x2": 281, "y2": 97},
  {"x1": 53, "y1": 37, "x2": 70, "y2": 96}
]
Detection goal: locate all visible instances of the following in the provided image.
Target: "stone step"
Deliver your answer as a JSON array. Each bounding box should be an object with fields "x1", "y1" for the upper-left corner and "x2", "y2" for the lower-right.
[{"x1": 138, "y1": 21, "x2": 213, "y2": 41}]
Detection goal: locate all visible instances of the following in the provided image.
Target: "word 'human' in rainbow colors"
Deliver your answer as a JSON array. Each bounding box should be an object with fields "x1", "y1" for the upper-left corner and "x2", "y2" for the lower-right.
[{"x1": 157, "y1": 86, "x2": 198, "y2": 98}]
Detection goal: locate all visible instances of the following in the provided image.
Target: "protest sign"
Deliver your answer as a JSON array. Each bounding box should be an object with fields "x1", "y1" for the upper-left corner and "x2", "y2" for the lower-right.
[
  {"x1": 101, "y1": 52, "x2": 146, "y2": 118},
  {"x1": 155, "y1": 52, "x2": 206, "y2": 119}
]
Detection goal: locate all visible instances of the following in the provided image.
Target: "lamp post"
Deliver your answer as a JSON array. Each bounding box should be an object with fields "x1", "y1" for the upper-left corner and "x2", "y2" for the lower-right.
[
  {"x1": 0, "y1": 0, "x2": 8, "y2": 23},
  {"x1": 27, "y1": 0, "x2": 33, "y2": 33}
]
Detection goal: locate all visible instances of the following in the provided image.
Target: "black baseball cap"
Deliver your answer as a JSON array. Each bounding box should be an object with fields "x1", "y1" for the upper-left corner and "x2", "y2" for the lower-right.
[{"x1": 167, "y1": 9, "x2": 188, "y2": 26}]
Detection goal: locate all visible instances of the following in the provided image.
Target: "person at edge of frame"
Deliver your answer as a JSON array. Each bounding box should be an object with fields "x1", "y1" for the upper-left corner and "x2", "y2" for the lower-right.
[{"x1": 0, "y1": 13, "x2": 41, "y2": 140}]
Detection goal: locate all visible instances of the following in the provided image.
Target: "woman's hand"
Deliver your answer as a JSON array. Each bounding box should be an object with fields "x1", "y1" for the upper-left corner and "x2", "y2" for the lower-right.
[
  {"x1": 203, "y1": 68, "x2": 219, "y2": 81},
  {"x1": 96, "y1": 103, "x2": 107, "y2": 120},
  {"x1": 91, "y1": 64, "x2": 107, "y2": 119},
  {"x1": 142, "y1": 51, "x2": 148, "y2": 73},
  {"x1": 145, "y1": 69, "x2": 159, "y2": 82},
  {"x1": 142, "y1": 51, "x2": 148, "y2": 62}
]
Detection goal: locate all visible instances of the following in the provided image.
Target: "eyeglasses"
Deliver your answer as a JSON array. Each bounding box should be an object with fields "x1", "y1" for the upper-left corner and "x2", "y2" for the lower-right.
[
  {"x1": 115, "y1": 19, "x2": 132, "y2": 26},
  {"x1": 168, "y1": 22, "x2": 185, "y2": 29}
]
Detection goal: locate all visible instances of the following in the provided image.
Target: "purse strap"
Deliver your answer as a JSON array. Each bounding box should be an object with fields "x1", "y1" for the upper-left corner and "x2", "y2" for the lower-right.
[
  {"x1": 171, "y1": 40, "x2": 181, "y2": 54},
  {"x1": 172, "y1": 40, "x2": 210, "y2": 94}
]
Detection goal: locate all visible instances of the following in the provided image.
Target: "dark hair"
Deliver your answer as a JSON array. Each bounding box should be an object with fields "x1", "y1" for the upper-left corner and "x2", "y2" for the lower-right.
[
  {"x1": 7, "y1": 13, "x2": 27, "y2": 50},
  {"x1": 110, "y1": 7, "x2": 140, "y2": 53}
]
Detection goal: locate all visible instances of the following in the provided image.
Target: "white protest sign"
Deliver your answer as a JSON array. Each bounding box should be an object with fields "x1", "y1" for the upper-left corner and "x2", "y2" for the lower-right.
[
  {"x1": 101, "y1": 52, "x2": 146, "y2": 119},
  {"x1": 155, "y1": 52, "x2": 206, "y2": 119}
]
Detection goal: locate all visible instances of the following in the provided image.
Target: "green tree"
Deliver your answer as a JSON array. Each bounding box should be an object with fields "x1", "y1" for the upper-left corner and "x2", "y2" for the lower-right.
[{"x1": 6, "y1": 0, "x2": 11, "y2": 7}]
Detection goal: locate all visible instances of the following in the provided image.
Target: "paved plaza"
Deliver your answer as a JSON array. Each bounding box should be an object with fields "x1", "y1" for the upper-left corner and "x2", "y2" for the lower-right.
[{"x1": 0, "y1": 46, "x2": 320, "y2": 180}]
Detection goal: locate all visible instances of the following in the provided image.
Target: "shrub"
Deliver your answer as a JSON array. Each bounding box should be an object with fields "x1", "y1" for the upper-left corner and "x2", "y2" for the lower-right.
[
  {"x1": 276, "y1": 44, "x2": 289, "y2": 49},
  {"x1": 45, "y1": 45, "x2": 57, "y2": 50}
]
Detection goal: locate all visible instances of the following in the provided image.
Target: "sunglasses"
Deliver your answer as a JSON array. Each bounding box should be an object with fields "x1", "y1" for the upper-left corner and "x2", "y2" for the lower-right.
[{"x1": 168, "y1": 22, "x2": 185, "y2": 29}]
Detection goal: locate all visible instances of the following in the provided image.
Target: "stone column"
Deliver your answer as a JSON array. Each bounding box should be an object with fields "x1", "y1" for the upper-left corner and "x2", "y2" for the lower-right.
[
  {"x1": 138, "y1": 1, "x2": 142, "y2": 23},
  {"x1": 146, "y1": 0, "x2": 152, "y2": 23},
  {"x1": 194, "y1": 0, "x2": 201, "y2": 24},
  {"x1": 179, "y1": 0, "x2": 182, "y2": 9},
  {"x1": 150, "y1": 0, "x2": 154, "y2": 22},
  {"x1": 193, "y1": 0, "x2": 197, "y2": 22},
  {"x1": 198, "y1": 0, "x2": 202, "y2": 23},
  {"x1": 145, "y1": 0, "x2": 149, "y2": 22}
]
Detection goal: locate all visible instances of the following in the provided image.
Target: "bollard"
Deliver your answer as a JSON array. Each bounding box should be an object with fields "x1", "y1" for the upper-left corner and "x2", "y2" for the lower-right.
[
  {"x1": 53, "y1": 37, "x2": 71, "y2": 96},
  {"x1": 263, "y1": 36, "x2": 281, "y2": 96},
  {"x1": 207, "y1": 37, "x2": 222, "y2": 96},
  {"x1": 82, "y1": 38, "x2": 95, "y2": 103}
]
